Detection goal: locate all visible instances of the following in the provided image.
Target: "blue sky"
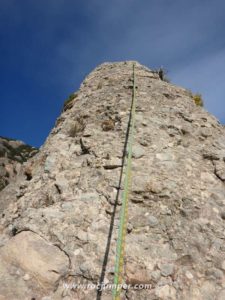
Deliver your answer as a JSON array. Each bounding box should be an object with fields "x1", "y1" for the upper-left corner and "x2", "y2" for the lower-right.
[{"x1": 1, "y1": 0, "x2": 225, "y2": 147}]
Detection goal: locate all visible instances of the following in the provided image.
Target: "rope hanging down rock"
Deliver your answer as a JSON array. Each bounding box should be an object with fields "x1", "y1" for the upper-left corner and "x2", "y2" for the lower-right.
[{"x1": 113, "y1": 63, "x2": 137, "y2": 300}]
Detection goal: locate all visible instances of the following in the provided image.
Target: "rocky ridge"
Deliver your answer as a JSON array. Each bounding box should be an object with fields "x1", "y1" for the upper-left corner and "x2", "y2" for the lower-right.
[
  {"x1": 0, "y1": 136, "x2": 38, "y2": 191},
  {"x1": 0, "y1": 61, "x2": 225, "y2": 300}
]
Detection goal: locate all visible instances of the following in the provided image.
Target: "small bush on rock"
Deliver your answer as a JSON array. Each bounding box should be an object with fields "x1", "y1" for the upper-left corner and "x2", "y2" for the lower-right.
[
  {"x1": 63, "y1": 93, "x2": 78, "y2": 111},
  {"x1": 97, "y1": 82, "x2": 103, "y2": 89},
  {"x1": 68, "y1": 117, "x2": 85, "y2": 137},
  {"x1": 192, "y1": 93, "x2": 204, "y2": 107}
]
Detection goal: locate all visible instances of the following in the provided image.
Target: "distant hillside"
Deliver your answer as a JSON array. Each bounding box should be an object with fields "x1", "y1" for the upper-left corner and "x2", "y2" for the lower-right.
[{"x1": 0, "y1": 136, "x2": 38, "y2": 191}]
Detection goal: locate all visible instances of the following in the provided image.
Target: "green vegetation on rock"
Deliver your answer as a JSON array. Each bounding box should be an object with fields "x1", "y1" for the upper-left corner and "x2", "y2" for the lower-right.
[
  {"x1": 63, "y1": 92, "x2": 78, "y2": 111},
  {"x1": 192, "y1": 93, "x2": 204, "y2": 107}
]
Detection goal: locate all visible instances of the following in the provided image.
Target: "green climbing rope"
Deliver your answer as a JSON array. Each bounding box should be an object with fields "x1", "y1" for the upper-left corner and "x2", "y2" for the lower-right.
[{"x1": 113, "y1": 63, "x2": 137, "y2": 300}]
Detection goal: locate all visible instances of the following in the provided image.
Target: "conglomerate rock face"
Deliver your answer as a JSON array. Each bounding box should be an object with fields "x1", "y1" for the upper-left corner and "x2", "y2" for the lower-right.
[{"x1": 0, "y1": 61, "x2": 225, "y2": 300}]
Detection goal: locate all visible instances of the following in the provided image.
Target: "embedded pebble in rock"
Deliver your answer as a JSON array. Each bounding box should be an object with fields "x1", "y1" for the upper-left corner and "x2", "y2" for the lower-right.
[
  {"x1": 0, "y1": 61, "x2": 225, "y2": 299},
  {"x1": 185, "y1": 271, "x2": 194, "y2": 280},
  {"x1": 148, "y1": 215, "x2": 159, "y2": 227},
  {"x1": 206, "y1": 268, "x2": 224, "y2": 280},
  {"x1": 132, "y1": 145, "x2": 145, "y2": 158},
  {"x1": 159, "y1": 263, "x2": 174, "y2": 277},
  {"x1": 23, "y1": 274, "x2": 31, "y2": 281},
  {"x1": 151, "y1": 270, "x2": 161, "y2": 282}
]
